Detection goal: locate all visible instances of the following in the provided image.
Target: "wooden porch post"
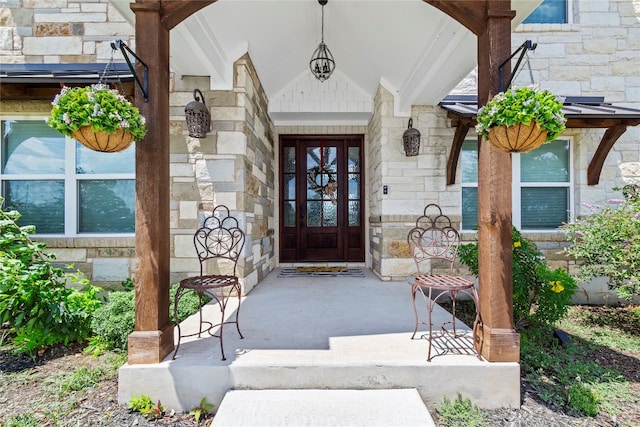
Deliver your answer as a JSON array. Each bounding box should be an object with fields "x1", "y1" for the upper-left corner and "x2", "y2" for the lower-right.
[
  {"x1": 426, "y1": 0, "x2": 520, "y2": 362},
  {"x1": 127, "y1": 1, "x2": 173, "y2": 364},
  {"x1": 126, "y1": 0, "x2": 215, "y2": 365},
  {"x1": 476, "y1": 0, "x2": 520, "y2": 362}
]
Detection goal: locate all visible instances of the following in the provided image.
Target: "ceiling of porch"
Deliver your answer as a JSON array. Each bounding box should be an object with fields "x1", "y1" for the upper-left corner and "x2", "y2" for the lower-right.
[{"x1": 111, "y1": 0, "x2": 541, "y2": 126}]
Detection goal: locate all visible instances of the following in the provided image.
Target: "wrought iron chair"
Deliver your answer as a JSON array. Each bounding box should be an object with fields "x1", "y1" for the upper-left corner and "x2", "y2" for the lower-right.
[
  {"x1": 407, "y1": 203, "x2": 482, "y2": 361},
  {"x1": 172, "y1": 205, "x2": 245, "y2": 361}
]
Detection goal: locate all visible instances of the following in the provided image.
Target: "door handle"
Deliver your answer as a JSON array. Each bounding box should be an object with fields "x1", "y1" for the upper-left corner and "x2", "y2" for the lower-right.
[{"x1": 300, "y1": 205, "x2": 305, "y2": 228}]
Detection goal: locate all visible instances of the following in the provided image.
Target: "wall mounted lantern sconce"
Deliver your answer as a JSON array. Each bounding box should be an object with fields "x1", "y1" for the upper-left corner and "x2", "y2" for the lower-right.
[
  {"x1": 403, "y1": 118, "x2": 421, "y2": 156},
  {"x1": 309, "y1": 0, "x2": 335, "y2": 82},
  {"x1": 185, "y1": 89, "x2": 210, "y2": 138}
]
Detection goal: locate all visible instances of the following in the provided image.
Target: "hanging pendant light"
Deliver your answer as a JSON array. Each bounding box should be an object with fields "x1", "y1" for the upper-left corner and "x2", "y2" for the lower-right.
[{"x1": 309, "y1": 0, "x2": 335, "y2": 82}]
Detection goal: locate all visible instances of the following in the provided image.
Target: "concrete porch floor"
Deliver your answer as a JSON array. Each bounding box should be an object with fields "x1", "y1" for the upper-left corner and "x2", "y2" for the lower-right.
[{"x1": 118, "y1": 268, "x2": 520, "y2": 413}]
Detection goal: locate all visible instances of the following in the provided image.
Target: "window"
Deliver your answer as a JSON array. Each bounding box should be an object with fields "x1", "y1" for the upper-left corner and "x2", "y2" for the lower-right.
[
  {"x1": 523, "y1": 0, "x2": 568, "y2": 24},
  {"x1": 461, "y1": 138, "x2": 572, "y2": 231},
  {"x1": 1, "y1": 118, "x2": 135, "y2": 235}
]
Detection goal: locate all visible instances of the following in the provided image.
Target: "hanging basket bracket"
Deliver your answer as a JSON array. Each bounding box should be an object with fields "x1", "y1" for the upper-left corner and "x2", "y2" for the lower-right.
[
  {"x1": 111, "y1": 39, "x2": 149, "y2": 102},
  {"x1": 498, "y1": 40, "x2": 537, "y2": 92}
]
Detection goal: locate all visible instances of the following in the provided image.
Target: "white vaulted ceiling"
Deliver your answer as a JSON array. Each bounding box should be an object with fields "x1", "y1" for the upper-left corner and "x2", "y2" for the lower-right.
[{"x1": 111, "y1": 0, "x2": 540, "y2": 125}]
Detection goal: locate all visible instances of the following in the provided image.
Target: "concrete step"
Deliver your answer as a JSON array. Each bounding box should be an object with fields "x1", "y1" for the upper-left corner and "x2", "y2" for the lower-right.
[{"x1": 210, "y1": 389, "x2": 436, "y2": 427}]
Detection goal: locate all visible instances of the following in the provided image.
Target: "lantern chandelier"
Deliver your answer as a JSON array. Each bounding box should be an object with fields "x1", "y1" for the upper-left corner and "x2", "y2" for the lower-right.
[{"x1": 309, "y1": 0, "x2": 335, "y2": 82}]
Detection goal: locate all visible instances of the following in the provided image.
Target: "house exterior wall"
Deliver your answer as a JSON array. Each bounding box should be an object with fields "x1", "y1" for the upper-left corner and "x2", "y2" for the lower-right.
[
  {"x1": 513, "y1": 0, "x2": 640, "y2": 211},
  {"x1": 170, "y1": 54, "x2": 277, "y2": 295},
  {"x1": 1, "y1": 0, "x2": 639, "y2": 302},
  {"x1": 375, "y1": 0, "x2": 640, "y2": 302},
  {"x1": 0, "y1": 0, "x2": 136, "y2": 289},
  {"x1": 0, "y1": 1, "x2": 277, "y2": 292}
]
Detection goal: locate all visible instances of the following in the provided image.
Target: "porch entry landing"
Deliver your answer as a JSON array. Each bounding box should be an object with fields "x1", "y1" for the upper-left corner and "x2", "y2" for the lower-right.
[{"x1": 118, "y1": 268, "x2": 520, "y2": 413}]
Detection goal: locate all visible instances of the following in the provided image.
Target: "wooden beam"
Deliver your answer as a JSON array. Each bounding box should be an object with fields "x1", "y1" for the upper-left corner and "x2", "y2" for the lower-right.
[
  {"x1": 566, "y1": 118, "x2": 640, "y2": 128},
  {"x1": 588, "y1": 125, "x2": 628, "y2": 185},
  {"x1": 475, "y1": 0, "x2": 520, "y2": 362},
  {"x1": 424, "y1": 0, "x2": 487, "y2": 35},
  {"x1": 127, "y1": 0, "x2": 173, "y2": 364},
  {"x1": 160, "y1": 0, "x2": 216, "y2": 30},
  {"x1": 446, "y1": 117, "x2": 473, "y2": 185}
]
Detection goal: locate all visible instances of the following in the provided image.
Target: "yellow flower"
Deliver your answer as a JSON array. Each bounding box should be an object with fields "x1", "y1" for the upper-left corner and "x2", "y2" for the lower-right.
[
  {"x1": 550, "y1": 281, "x2": 564, "y2": 293},
  {"x1": 513, "y1": 241, "x2": 521, "y2": 248}
]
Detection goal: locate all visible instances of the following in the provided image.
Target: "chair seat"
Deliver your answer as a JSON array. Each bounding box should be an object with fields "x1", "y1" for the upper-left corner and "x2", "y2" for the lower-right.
[
  {"x1": 414, "y1": 274, "x2": 474, "y2": 291},
  {"x1": 179, "y1": 275, "x2": 239, "y2": 290}
]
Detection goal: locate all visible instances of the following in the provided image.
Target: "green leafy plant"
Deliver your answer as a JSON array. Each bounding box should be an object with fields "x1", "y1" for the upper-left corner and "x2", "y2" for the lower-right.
[
  {"x1": 4, "y1": 414, "x2": 40, "y2": 427},
  {"x1": 0, "y1": 198, "x2": 103, "y2": 355},
  {"x1": 48, "y1": 84, "x2": 147, "y2": 141},
  {"x1": 458, "y1": 227, "x2": 578, "y2": 328},
  {"x1": 88, "y1": 283, "x2": 210, "y2": 352},
  {"x1": 128, "y1": 394, "x2": 165, "y2": 419},
  {"x1": 475, "y1": 85, "x2": 566, "y2": 142},
  {"x1": 89, "y1": 290, "x2": 135, "y2": 352},
  {"x1": 190, "y1": 397, "x2": 214, "y2": 423},
  {"x1": 567, "y1": 380, "x2": 600, "y2": 416},
  {"x1": 517, "y1": 316, "x2": 634, "y2": 418},
  {"x1": 55, "y1": 365, "x2": 110, "y2": 397},
  {"x1": 562, "y1": 184, "x2": 640, "y2": 300},
  {"x1": 436, "y1": 393, "x2": 489, "y2": 427}
]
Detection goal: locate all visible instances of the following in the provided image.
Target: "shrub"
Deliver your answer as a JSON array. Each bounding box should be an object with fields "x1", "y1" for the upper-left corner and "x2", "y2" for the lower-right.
[
  {"x1": 458, "y1": 227, "x2": 578, "y2": 329},
  {"x1": 89, "y1": 290, "x2": 135, "y2": 352},
  {"x1": 562, "y1": 184, "x2": 640, "y2": 300},
  {"x1": 89, "y1": 284, "x2": 209, "y2": 351},
  {"x1": 0, "y1": 198, "x2": 103, "y2": 355},
  {"x1": 436, "y1": 393, "x2": 489, "y2": 427}
]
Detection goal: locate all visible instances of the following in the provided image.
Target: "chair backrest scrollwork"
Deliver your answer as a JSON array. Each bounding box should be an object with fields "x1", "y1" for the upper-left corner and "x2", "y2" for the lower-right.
[
  {"x1": 407, "y1": 204, "x2": 461, "y2": 275},
  {"x1": 193, "y1": 205, "x2": 245, "y2": 276}
]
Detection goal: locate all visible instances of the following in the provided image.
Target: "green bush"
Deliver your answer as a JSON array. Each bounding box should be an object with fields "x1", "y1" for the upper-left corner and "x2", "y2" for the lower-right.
[
  {"x1": 457, "y1": 227, "x2": 578, "y2": 329},
  {"x1": 0, "y1": 198, "x2": 103, "y2": 355},
  {"x1": 89, "y1": 284, "x2": 210, "y2": 351},
  {"x1": 436, "y1": 393, "x2": 489, "y2": 427},
  {"x1": 89, "y1": 290, "x2": 135, "y2": 351},
  {"x1": 563, "y1": 184, "x2": 640, "y2": 300}
]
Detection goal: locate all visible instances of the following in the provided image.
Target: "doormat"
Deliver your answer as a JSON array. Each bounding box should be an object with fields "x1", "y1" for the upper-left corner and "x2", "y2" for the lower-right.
[{"x1": 278, "y1": 267, "x2": 365, "y2": 278}]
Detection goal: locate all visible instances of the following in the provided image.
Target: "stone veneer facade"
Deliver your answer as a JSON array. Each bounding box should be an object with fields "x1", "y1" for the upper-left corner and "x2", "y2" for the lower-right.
[{"x1": 1, "y1": 0, "x2": 639, "y2": 303}]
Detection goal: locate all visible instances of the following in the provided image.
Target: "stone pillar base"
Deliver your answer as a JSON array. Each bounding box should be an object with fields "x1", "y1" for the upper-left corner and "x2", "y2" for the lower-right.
[
  {"x1": 476, "y1": 324, "x2": 520, "y2": 362},
  {"x1": 127, "y1": 323, "x2": 175, "y2": 364}
]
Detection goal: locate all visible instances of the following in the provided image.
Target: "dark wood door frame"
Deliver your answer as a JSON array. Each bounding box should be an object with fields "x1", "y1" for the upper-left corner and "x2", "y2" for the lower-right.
[{"x1": 279, "y1": 135, "x2": 365, "y2": 263}]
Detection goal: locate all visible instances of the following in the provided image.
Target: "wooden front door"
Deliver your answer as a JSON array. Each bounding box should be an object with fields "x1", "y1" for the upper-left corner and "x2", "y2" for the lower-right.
[{"x1": 280, "y1": 135, "x2": 364, "y2": 262}]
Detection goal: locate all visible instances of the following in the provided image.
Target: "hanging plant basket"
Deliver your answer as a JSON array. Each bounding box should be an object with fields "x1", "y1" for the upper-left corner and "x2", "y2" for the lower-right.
[
  {"x1": 72, "y1": 126, "x2": 134, "y2": 153},
  {"x1": 48, "y1": 84, "x2": 146, "y2": 153},
  {"x1": 487, "y1": 120, "x2": 547, "y2": 153},
  {"x1": 475, "y1": 86, "x2": 566, "y2": 154}
]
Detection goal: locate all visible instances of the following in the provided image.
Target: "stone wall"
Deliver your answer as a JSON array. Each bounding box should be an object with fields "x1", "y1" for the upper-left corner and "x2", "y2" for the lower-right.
[
  {"x1": 0, "y1": 1, "x2": 136, "y2": 290},
  {"x1": 367, "y1": 86, "x2": 467, "y2": 280},
  {"x1": 170, "y1": 55, "x2": 276, "y2": 295},
  {"x1": 514, "y1": 0, "x2": 640, "y2": 209},
  {"x1": 0, "y1": 0, "x2": 134, "y2": 64}
]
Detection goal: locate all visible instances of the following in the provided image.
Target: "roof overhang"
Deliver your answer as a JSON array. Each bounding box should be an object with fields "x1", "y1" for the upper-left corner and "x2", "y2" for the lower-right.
[
  {"x1": 0, "y1": 63, "x2": 135, "y2": 101},
  {"x1": 109, "y1": 0, "x2": 542, "y2": 125},
  {"x1": 439, "y1": 95, "x2": 640, "y2": 185}
]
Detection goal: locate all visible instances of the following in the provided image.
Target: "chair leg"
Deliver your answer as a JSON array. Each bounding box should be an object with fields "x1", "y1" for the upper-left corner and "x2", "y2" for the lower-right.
[
  {"x1": 450, "y1": 290, "x2": 458, "y2": 336},
  {"x1": 172, "y1": 286, "x2": 185, "y2": 360},
  {"x1": 216, "y1": 289, "x2": 227, "y2": 361},
  {"x1": 427, "y1": 287, "x2": 435, "y2": 362},
  {"x1": 470, "y1": 288, "x2": 484, "y2": 360},
  {"x1": 411, "y1": 283, "x2": 420, "y2": 339},
  {"x1": 234, "y1": 284, "x2": 244, "y2": 339}
]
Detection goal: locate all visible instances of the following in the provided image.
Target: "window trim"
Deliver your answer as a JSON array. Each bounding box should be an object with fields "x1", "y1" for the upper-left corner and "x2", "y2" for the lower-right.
[
  {"x1": 522, "y1": 0, "x2": 572, "y2": 25},
  {"x1": 460, "y1": 137, "x2": 574, "y2": 232},
  {"x1": 1, "y1": 115, "x2": 136, "y2": 237}
]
